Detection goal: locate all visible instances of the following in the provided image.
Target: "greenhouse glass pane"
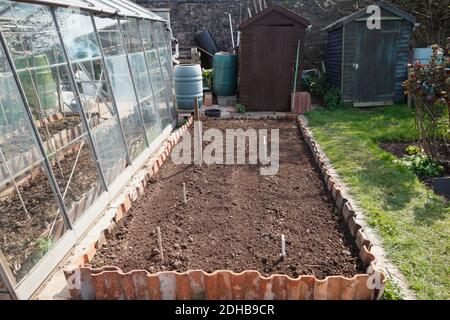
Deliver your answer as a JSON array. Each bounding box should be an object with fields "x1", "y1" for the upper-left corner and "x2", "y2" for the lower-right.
[
  {"x1": 0, "y1": 160, "x2": 68, "y2": 284},
  {"x1": 94, "y1": 15, "x2": 147, "y2": 160},
  {"x1": 138, "y1": 20, "x2": 171, "y2": 129},
  {"x1": 0, "y1": 2, "x2": 86, "y2": 142},
  {"x1": 48, "y1": 136, "x2": 104, "y2": 224},
  {"x1": 0, "y1": 30, "x2": 69, "y2": 284},
  {"x1": 121, "y1": 18, "x2": 161, "y2": 143},
  {"x1": 55, "y1": 8, "x2": 128, "y2": 185},
  {"x1": 0, "y1": 272, "x2": 9, "y2": 293},
  {"x1": 154, "y1": 21, "x2": 175, "y2": 119},
  {"x1": 0, "y1": 50, "x2": 42, "y2": 183},
  {"x1": 0, "y1": 1, "x2": 107, "y2": 224}
]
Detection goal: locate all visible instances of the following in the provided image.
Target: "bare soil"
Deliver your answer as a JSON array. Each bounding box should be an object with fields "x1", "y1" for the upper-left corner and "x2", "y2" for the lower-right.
[
  {"x1": 379, "y1": 141, "x2": 416, "y2": 159},
  {"x1": 37, "y1": 115, "x2": 81, "y2": 139},
  {"x1": 92, "y1": 119, "x2": 365, "y2": 279}
]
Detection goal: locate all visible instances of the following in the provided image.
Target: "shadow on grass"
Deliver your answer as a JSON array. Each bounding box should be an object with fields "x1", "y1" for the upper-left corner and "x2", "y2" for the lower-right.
[
  {"x1": 352, "y1": 156, "x2": 421, "y2": 212},
  {"x1": 413, "y1": 197, "x2": 449, "y2": 226}
]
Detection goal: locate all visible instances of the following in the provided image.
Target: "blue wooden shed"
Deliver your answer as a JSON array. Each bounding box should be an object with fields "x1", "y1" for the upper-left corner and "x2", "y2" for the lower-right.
[{"x1": 324, "y1": 1, "x2": 416, "y2": 107}]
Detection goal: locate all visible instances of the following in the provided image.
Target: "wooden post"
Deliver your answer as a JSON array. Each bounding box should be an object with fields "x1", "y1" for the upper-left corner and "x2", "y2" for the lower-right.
[
  {"x1": 194, "y1": 97, "x2": 200, "y2": 121},
  {"x1": 156, "y1": 226, "x2": 164, "y2": 262},
  {"x1": 407, "y1": 66, "x2": 412, "y2": 108},
  {"x1": 182, "y1": 182, "x2": 187, "y2": 204}
]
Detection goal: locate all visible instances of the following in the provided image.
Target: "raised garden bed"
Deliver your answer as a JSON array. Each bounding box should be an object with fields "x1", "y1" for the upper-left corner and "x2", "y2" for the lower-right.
[
  {"x1": 37, "y1": 115, "x2": 81, "y2": 140},
  {"x1": 62, "y1": 116, "x2": 382, "y2": 300},
  {"x1": 92, "y1": 119, "x2": 363, "y2": 278}
]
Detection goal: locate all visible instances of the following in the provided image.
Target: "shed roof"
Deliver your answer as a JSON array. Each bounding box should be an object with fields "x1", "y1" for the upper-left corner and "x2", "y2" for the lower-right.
[
  {"x1": 323, "y1": 0, "x2": 416, "y2": 31},
  {"x1": 239, "y1": 3, "x2": 311, "y2": 30}
]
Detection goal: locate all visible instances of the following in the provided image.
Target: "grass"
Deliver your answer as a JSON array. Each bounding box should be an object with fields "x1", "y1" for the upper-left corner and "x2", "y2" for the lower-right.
[{"x1": 305, "y1": 105, "x2": 449, "y2": 300}]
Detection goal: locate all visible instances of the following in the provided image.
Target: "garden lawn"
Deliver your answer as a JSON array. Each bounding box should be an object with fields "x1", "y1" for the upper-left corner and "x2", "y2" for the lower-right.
[{"x1": 306, "y1": 105, "x2": 449, "y2": 300}]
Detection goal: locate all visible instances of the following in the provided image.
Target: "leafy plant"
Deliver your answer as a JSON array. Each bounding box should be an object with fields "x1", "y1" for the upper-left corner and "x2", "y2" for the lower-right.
[
  {"x1": 235, "y1": 103, "x2": 246, "y2": 113},
  {"x1": 405, "y1": 145, "x2": 421, "y2": 155},
  {"x1": 176, "y1": 119, "x2": 187, "y2": 128},
  {"x1": 35, "y1": 236, "x2": 53, "y2": 254},
  {"x1": 324, "y1": 87, "x2": 345, "y2": 109},
  {"x1": 202, "y1": 68, "x2": 213, "y2": 88},
  {"x1": 395, "y1": 153, "x2": 444, "y2": 178},
  {"x1": 383, "y1": 280, "x2": 404, "y2": 300},
  {"x1": 306, "y1": 71, "x2": 329, "y2": 100}
]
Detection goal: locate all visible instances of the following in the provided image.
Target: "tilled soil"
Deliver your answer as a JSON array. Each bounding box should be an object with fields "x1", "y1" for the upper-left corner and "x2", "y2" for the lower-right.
[
  {"x1": 379, "y1": 142, "x2": 416, "y2": 158},
  {"x1": 92, "y1": 119, "x2": 365, "y2": 279},
  {"x1": 37, "y1": 115, "x2": 82, "y2": 140}
]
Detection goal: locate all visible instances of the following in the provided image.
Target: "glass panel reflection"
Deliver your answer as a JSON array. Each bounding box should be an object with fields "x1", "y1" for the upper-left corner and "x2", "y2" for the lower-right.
[
  {"x1": 48, "y1": 136, "x2": 104, "y2": 224},
  {"x1": 94, "y1": 15, "x2": 147, "y2": 160},
  {"x1": 0, "y1": 30, "x2": 69, "y2": 284},
  {"x1": 138, "y1": 20, "x2": 171, "y2": 129},
  {"x1": 55, "y1": 8, "x2": 128, "y2": 184},
  {"x1": 154, "y1": 21, "x2": 175, "y2": 119},
  {"x1": 121, "y1": 18, "x2": 161, "y2": 143}
]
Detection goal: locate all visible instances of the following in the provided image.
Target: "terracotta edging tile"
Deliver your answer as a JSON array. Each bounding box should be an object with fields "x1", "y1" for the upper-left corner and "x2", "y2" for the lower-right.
[
  {"x1": 62, "y1": 114, "x2": 385, "y2": 300},
  {"x1": 64, "y1": 267, "x2": 382, "y2": 300}
]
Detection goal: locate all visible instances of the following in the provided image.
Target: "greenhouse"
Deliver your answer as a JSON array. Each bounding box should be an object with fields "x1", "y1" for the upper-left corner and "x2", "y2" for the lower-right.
[{"x1": 0, "y1": 0, "x2": 176, "y2": 299}]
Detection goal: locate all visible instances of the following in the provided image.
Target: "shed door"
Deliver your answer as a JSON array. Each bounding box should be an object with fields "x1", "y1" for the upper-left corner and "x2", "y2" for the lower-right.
[
  {"x1": 250, "y1": 26, "x2": 296, "y2": 111},
  {"x1": 353, "y1": 21, "x2": 399, "y2": 106}
]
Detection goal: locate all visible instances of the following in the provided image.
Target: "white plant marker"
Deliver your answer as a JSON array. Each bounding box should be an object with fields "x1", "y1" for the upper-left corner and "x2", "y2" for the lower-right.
[
  {"x1": 281, "y1": 234, "x2": 286, "y2": 259},
  {"x1": 193, "y1": 98, "x2": 203, "y2": 166},
  {"x1": 228, "y1": 13, "x2": 235, "y2": 48},
  {"x1": 182, "y1": 182, "x2": 187, "y2": 204},
  {"x1": 157, "y1": 226, "x2": 164, "y2": 262}
]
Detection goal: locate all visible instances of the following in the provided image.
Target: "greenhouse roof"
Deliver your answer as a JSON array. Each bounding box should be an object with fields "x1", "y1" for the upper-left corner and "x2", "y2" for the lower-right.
[{"x1": 0, "y1": 0, "x2": 165, "y2": 21}]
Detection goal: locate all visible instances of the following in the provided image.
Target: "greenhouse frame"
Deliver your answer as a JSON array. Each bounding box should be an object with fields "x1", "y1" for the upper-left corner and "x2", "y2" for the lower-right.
[{"x1": 0, "y1": 0, "x2": 176, "y2": 299}]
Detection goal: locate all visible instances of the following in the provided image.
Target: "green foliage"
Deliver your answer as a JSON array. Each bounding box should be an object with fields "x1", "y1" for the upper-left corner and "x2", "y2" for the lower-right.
[
  {"x1": 282, "y1": 0, "x2": 294, "y2": 7},
  {"x1": 31, "y1": 236, "x2": 53, "y2": 264},
  {"x1": 202, "y1": 68, "x2": 213, "y2": 88},
  {"x1": 307, "y1": 72, "x2": 329, "y2": 99},
  {"x1": 324, "y1": 87, "x2": 345, "y2": 109},
  {"x1": 395, "y1": 153, "x2": 444, "y2": 178},
  {"x1": 176, "y1": 119, "x2": 187, "y2": 128},
  {"x1": 383, "y1": 280, "x2": 404, "y2": 300},
  {"x1": 405, "y1": 145, "x2": 422, "y2": 155},
  {"x1": 235, "y1": 103, "x2": 246, "y2": 113}
]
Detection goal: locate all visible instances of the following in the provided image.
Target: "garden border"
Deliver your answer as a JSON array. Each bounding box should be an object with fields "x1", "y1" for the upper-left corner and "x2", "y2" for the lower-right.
[
  {"x1": 57, "y1": 113, "x2": 387, "y2": 300},
  {"x1": 298, "y1": 115, "x2": 416, "y2": 300}
]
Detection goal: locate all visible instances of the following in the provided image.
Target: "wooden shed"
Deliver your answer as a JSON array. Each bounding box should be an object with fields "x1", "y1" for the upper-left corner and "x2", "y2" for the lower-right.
[
  {"x1": 324, "y1": 1, "x2": 416, "y2": 107},
  {"x1": 238, "y1": 4, "x2": 311, "y2": 111}
]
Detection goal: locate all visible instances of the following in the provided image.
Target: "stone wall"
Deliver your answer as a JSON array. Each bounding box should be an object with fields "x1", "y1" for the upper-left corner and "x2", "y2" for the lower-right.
[{"x1": 135, "y1": 0, "x2": 380, "y2": 68}]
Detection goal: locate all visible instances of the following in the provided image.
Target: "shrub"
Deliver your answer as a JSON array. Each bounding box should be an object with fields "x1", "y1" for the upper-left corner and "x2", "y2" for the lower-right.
[
  {"x1": 395, "y1": 153, "x2": 444, "y2": 177},
  {"x1": 324, "y1": 87, "x2": 345, "y2": 109},
  {"x1": 307, "y1": 72, "x2": 329, "y2": 100},
  {"x1": 405, "y1": 45, "x2": 449, "y2": 166},
  {"x1": 202, "y1": 68, "x2": 213, "y2": 88}
]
